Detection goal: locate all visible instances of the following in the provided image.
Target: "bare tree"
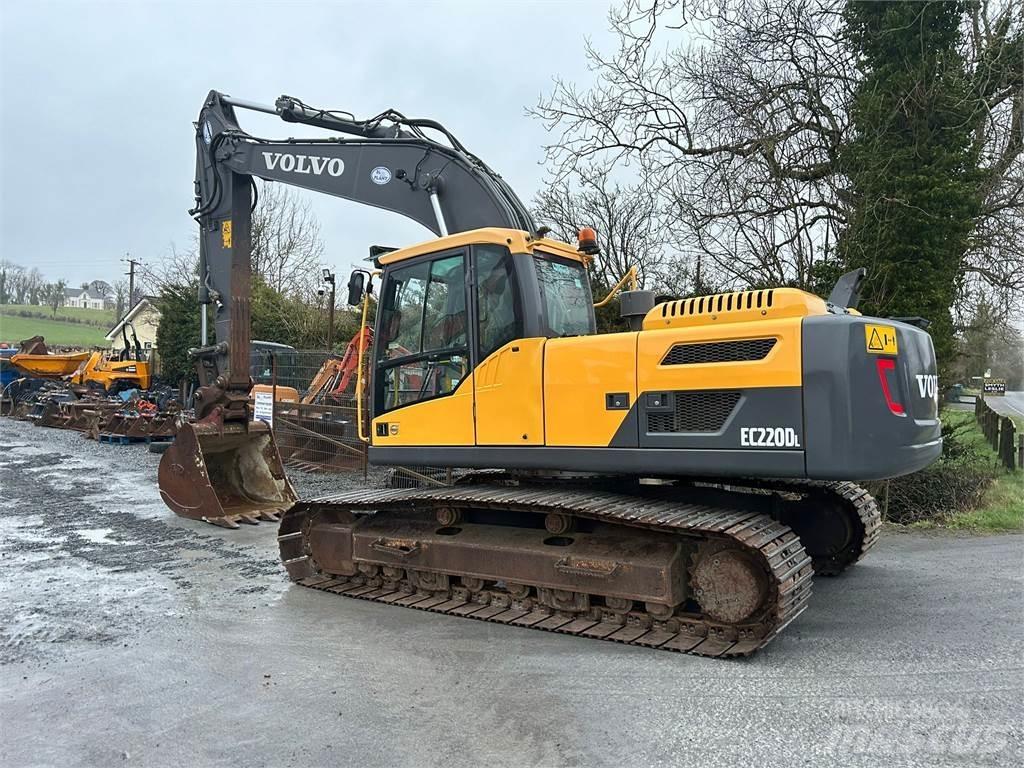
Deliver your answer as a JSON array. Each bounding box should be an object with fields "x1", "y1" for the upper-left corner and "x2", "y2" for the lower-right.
[
  {"x1": 533, "y1": 0, "x2": 850, "y2": 290},
  {"x1": 533, "y1": 165, "x2": 666, "y2": 290},
  {"x1": 251, "y1": 182, "x2": 325, "y2": 298},
  {"x1": 112, "y1": 279, "x2": 129, "y2": 320},
  {"x1": 25, "y1": 268, "x2": 44, "y2": 306},
  {"x1": 957, "y1": 0, "x2": 1024, "y2": 322},
  {"x1": 8, "y1": 264, "x2": 28, "y2": 304},
  {"x1": 0, "y1": 260, "x2": 16, "y2": 304},
  {"x1": 140, "y1": 242, "x2": 198, "y2": 296},
  {"x1": 46, "y1": 280, "x2": 67, "y2": 317},
  {"x1": 533, "y1": 0, "x2": 1023, "y2": 311}
]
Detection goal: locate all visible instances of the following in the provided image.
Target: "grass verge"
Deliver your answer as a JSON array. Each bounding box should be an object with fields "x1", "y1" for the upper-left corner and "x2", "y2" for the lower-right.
[
  {"x1": 900, "y1": 410, "x2": 1023, "y2": 533},
  {"x1": 938, "y1": 474, "x2": 1024, "y2": 531}
]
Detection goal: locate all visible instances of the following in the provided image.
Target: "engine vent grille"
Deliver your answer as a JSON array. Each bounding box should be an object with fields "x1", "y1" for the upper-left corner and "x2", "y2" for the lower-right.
[
  {"x1": 647, "y1": 391, "x2": 741, "y2": 433},
  {"x1": 663, "y1": 342, "x2": 774, "y2": 368},
  {"x1": 660, "y1": 289, "x2": 775, "y2": 319},
  {"x1": 661, "y1": 338, "x2": 776, "y2": 365}
]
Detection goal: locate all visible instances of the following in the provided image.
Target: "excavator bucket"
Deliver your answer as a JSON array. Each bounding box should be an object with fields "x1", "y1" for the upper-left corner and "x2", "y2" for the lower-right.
[{"x1": 157, "y1": 420, "x2": 297, "y2": 528}]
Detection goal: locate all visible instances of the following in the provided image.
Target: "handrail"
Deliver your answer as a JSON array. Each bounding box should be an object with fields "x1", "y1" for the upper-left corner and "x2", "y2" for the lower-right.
[
  {"x1": 355, "y1": 288, "x2": 373, "y2": 444},
  {"x1": 593, "y1": 266, "x2": 638, "y2": 309}
]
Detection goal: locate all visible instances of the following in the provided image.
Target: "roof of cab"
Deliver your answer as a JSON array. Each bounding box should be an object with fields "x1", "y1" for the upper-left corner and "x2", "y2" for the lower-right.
[{"x1": 373, "y1": 227, "x2": 587, "y2": 268}]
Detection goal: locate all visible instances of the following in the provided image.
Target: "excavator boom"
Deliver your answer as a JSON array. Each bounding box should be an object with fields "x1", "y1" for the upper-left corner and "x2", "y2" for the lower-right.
[{"x1": 159, "y1": 90, "x2": 535, "y2": 526}]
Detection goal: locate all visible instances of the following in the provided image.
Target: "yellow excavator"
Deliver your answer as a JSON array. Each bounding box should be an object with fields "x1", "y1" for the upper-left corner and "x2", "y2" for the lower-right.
[{"x1": 158, "y1": 91, "x2": 942, "y2": 656}]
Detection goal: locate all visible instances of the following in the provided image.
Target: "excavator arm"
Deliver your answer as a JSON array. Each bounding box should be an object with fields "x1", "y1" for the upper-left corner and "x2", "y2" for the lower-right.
[
  {"x1": 161, "y1": 90, "x2": 536, "y2": 526},
  {"x1": 190, "y1": 90, "x2": 534, "y2": 421}
]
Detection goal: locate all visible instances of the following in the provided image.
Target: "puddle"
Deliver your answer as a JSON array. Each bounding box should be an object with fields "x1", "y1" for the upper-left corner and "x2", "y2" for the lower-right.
[{"x1": 77, "y1": 528, "x2": 131, "y2": 545}]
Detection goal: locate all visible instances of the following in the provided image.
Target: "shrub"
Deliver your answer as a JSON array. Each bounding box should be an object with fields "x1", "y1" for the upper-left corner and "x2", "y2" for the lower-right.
[{"x1": 869, "y1": 414, "x2": 1000, "y2": 524}]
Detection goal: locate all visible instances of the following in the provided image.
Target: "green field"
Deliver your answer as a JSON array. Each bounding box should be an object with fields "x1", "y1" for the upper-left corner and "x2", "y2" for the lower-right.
[
  {"x1": 0, "y1": 303, "x2": 115, "y2": 326},
  {"x1": 0, "y1": 313, "x2": 108, "y2": 347}
]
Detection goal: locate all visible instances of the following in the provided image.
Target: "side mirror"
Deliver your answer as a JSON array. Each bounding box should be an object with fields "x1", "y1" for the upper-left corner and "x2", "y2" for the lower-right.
[{"x1": 347, "y1": 270, "x2": 367, "y2": 306}]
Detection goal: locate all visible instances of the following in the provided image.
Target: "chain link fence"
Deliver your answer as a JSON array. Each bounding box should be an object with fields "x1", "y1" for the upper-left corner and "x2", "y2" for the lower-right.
[{"x1": 255, "y1": 349, "x2": 369, "y2": 474}]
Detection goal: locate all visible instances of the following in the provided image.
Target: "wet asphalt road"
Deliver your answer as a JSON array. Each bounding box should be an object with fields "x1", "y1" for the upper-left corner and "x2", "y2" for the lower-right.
[{"x1": 1, "y1": 417, "x2": 1022, "y2": 768}]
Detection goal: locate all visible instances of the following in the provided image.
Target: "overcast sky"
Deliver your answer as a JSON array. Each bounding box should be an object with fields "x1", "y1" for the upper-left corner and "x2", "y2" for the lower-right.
[{"x1": 0, "y1": 0, "x2": 614, "y2": 288}]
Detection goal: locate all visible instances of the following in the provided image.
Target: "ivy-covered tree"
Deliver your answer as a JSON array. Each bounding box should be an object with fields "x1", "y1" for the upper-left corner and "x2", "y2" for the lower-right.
[{"x1": 835, "y1": 1, "x2": 985, "y2": 373}]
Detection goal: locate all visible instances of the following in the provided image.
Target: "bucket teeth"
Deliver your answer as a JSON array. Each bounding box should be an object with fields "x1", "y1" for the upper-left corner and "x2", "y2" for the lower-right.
[{"x1": 199, "y1": 511, "x2": 280, "y2": 528}]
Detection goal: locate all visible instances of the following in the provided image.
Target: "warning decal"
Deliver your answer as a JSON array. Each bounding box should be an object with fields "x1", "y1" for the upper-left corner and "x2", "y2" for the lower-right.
[
  {"x1": 865, "y1": 323, "x2": 898, "y2": 355},
  {"x1": 221, "y1": 220, "x2": 232, "y2": 249}
]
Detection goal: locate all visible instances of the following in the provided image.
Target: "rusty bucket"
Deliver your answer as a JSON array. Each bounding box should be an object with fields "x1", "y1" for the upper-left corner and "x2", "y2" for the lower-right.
[{"x1": 157, "y1": 420, "x2": 298, "y2": 528}]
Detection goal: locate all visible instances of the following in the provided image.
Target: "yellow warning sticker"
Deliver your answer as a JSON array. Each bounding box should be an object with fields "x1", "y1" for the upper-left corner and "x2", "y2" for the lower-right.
[
  {"x1": 221, "y1": 220, "x2": 232, "y2": 249},
  {"x1": 865, "y1": 323, "x2": 898, "y2": 355}
]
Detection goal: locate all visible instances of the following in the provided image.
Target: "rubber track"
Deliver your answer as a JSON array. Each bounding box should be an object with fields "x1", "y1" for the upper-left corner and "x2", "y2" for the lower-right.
[{"x1": 279, "y1": 485, "x2": 814, "y2": 658}]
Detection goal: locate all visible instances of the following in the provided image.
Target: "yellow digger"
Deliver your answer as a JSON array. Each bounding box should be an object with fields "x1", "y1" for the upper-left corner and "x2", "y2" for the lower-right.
[
  {"x1": 70, "y1": 353, "x2": 152, "y2": 393},
  {"x1": 69, "y1": 321, "x2": 151, "y2": 393},
  {"x1": 158, "y1": 91, "x2": 942, "y2": 656}
]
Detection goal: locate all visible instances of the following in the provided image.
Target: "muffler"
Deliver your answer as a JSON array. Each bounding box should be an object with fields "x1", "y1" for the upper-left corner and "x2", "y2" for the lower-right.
[{"x1": 158, "y1": 420, "x2": 297, "y2": 528}]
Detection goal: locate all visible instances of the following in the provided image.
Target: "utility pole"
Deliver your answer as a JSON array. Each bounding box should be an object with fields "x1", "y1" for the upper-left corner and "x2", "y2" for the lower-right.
[{"x1": 122, "y1": 254, "x2": 142, "y2": 314}]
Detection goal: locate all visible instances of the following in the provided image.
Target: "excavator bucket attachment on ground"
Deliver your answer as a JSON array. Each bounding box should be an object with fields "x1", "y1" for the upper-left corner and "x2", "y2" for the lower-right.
[{"x1": 158, "y1": 420, "x2": 297, "y2": 528}]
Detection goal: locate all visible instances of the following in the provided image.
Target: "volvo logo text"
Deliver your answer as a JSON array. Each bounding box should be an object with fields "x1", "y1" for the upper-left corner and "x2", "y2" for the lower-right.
[
  {"x1": 261, "y1": 152, "x2": 344, "y2": 177},
  {"x1": 916, "y1": 374, "x2": 938, "y2": 400}
]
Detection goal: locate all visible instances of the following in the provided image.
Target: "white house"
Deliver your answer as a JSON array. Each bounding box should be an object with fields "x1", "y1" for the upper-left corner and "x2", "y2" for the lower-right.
[{"x1": 65, "y1": 286, "x2": 109, "y2": 310}]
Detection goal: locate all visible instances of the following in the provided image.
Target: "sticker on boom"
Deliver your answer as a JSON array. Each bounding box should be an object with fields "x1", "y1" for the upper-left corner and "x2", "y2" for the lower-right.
[
  {"x1": 741, "y1": 427, "x2": 801, "y2": 448},
  {"x1": 865, "y1": 324, "x2": 898, "y2": 355}
]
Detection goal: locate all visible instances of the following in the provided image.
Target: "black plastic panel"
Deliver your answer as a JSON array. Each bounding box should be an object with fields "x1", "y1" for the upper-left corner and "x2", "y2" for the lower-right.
[{"x1": 370, "y1": 445, "x2": 806, "y2": 478}]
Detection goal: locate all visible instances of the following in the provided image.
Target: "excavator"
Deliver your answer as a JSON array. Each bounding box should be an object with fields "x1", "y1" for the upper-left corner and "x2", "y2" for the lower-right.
[
  {"x1": 249, "y1": 327, "x2": 373, "y2": 407},
  {"x1": 159, "y1": 90, "x2": 942, "y2": 656}
]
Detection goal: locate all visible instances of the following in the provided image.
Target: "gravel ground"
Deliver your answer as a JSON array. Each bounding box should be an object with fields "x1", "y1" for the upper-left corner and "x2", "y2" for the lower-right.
[{"x1": 1, "y1": 417, "x2": 1022, "y2": 768}]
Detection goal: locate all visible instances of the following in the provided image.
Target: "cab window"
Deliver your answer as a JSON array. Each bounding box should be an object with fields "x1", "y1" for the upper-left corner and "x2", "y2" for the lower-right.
[
  {"x1": 378, "y1": 262, "x2": 427, "y2": 359},
  {"x1": 475, "y1": 245, "x2": 523, "y2": 360},
  {"x1": 376, "y1": 253, "x2": 468, "y2": 413},
  {"x1": 534, "y1": 254, "x2": 594, "y2": 337}
]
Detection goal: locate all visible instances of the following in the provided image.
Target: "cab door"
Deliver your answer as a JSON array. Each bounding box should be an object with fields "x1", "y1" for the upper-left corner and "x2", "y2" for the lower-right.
[
  {"x1": 472, "y1": 245, "x2": 545, "y2": 445},
  {"x1": 370, "y1": 249, "x2": 475, "y2": 446}
]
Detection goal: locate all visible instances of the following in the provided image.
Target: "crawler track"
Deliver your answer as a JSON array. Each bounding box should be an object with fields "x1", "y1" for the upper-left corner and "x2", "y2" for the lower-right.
[
  {"x1": 279, "y1": 485, "x2": 814, "y2": 657},
  {"x1": 455, "y1": 473, "x2": 881, "y2": 576},
  {"x1": 756, "y1": 480, "x2": 881, "y2": 576},
  {"x1": 682, "y1": 479, "x2": 880, "y2": 576}
]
